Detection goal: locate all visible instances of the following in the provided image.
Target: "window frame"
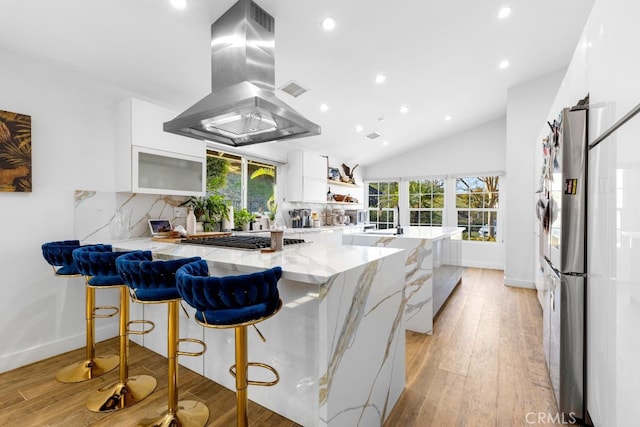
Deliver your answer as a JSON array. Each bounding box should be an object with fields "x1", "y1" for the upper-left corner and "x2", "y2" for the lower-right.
[
  {"x1": 454, "y1": 175, "x2": 500, "y2": 242},
  {"x1": 365, "y1": 179, "x2": 400, "y2": 230},
  {"x1": 206, "y1": 149, "x2": 277, "y2": 216},
  {"x1": 407, "y1": 177, "x2": 446, "y2": 227}
]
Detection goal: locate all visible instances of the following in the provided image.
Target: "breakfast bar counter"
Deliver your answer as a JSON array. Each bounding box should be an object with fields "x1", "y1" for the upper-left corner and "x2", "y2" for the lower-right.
[{"x1": 113, "y1": 238, "x2": 406, "y2": 427}]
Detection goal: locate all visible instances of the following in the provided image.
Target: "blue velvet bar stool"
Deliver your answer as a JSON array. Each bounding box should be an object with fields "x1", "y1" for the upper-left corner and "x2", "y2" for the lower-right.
[
  {"x1": 72, "y1": 244, "x2": 157, "y2": 412},
  {"x1": 116, "y1": 251, "x2": 209, "y2": 427},
  {"x1": 41, "y1": 240, "x2": 120, "y2": 383},
  {"x1": 176, "y1": 260, "x2": 282, "y2": 427}
]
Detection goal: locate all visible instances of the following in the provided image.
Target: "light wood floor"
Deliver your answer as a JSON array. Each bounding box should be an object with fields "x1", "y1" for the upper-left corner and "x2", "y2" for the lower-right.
[
  {"x1": 0, "y1": 268, "x2": 557, "y2": 426},
  {"x1": 384, "y1": 268, "x2": 559, "y2": 426}
]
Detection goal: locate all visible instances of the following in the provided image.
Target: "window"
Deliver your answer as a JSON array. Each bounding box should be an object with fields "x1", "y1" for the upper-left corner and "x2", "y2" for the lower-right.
[
  {"x1": 206, "y1": 150, "x2": 276, "y2": 215},
  {"x1": 408, "y1": 178, "x2": 444, "y2": 226},
  {"x1": 247, "y1": 160, "x2": 276, "y2": 214},
  {"x1": 455, "y1": 176, "x2": 499, "y2": 241},
  {"x1": 367, "y1": 181, "x2": 399, "y2": 229}
]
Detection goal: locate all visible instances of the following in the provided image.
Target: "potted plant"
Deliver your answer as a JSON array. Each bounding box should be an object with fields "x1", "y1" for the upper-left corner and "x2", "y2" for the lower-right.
[
  {"x1": 203, "y1": 193, "x2": 229, "y2": 232},
  {"x1": 182, "y1": 194, "x2": 229, "y2": 232},
  {"x1": 234, "y1": 208, "x2": 255, "y2": 231},
  {"x1": 267, "y1": 200, "x2": 278, "y2": 229}
]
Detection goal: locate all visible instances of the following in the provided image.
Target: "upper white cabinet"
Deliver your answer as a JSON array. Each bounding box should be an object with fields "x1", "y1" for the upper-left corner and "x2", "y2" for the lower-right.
[
  {"x1": 286, "y1": 150, "x2": 327, "y2": 202},
  {"x1": 116, "y1": 98, "x2": 206, "y2": 195}
]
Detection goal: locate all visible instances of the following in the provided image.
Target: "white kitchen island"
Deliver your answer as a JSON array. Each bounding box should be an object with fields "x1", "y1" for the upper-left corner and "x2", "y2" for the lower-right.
[
  {"x1": 343, "y1": 226, "x2": 464, "y2": 334},
  {"x1": 113, "y1": 238, "x2": 406, "y2": 427}
]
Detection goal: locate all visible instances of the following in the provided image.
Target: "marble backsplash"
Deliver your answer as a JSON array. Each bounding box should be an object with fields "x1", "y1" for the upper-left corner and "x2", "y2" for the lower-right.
[{"x1": 74, "y1": 190, "x2": 188, "y2": 243}]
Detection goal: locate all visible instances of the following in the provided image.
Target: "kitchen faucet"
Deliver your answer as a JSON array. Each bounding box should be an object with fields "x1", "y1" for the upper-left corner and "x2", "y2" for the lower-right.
[{"x1": 395, "y1": 204, "x2": 403, "y2": 234}]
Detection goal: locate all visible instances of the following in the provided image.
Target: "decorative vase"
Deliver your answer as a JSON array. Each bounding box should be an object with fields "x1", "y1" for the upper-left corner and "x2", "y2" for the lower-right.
[
  {"x1": 196, "y1": 221, "x2": 204, "y2": 233},
  {"x1": 186, "y1": 208, "x2": 196, "y2": 235}
]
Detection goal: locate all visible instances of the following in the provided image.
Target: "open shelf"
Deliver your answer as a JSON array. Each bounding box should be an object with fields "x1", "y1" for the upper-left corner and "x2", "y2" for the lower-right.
[
  {"x1": 327, "y1": 179, "x2": 359, "y2": 188},
  {"x1": 327, "y1": 201, "x2": 363, "y2": 206}
]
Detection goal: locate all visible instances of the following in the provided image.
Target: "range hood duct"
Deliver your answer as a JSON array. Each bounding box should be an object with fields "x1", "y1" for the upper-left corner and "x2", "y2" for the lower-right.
[{"x1": 163, "y1": 0, "x2": 321, "y2": 147}]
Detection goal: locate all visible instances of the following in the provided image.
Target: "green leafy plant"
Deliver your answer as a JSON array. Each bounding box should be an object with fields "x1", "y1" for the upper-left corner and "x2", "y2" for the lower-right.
[
  {"x1": 181, "y1": 196, "x2": 208, "y2": 220},
  {"x1": 182, "y1": 193, "x2": 230, "y2": 232},
  {"x1": 267, "y1": 198, "x2": 278, "y2": 221},
  {"x1": 234, "y1": 208, "x2": 255, "y2": 230},
  {"x1": 205, "y1": 193, "x2": 229, "y2": 222}
]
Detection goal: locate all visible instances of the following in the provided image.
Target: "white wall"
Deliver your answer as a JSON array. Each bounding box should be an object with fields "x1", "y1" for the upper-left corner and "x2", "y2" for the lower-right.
[
  {"x1": 365, "y1": 117, "x2": 506, "y2": 179},
  {"x1": 504, "y1": 68, "x2": 566, "y2": 288},
  {"x1": 0, "y1": 49, "x2": 134, "y2": 373},
  {"x1": 364, "y1": 117, "x2": 506, "y2": 269}
]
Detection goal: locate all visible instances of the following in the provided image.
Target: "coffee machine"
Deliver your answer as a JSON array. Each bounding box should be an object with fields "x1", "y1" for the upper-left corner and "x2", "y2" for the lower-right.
[
  {"x1": 301, "y1": 209, "x2": 312, "y2": 228},
  {"x1": 289, "y1": 209, "x2": 302, "y2": 228}
]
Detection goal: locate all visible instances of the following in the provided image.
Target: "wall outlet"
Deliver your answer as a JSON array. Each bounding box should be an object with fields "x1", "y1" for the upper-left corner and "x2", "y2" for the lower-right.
[{"x1": 174, "y1": 207, "x2": 188, "y2": 218}]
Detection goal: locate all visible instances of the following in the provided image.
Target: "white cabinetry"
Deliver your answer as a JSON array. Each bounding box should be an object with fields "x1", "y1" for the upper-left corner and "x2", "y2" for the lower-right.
[
  {"x1": 116, "y1": 98, "x2": 206, "y2": 195},
  {"x1": 286, "y1": 150, "x2": 327, "y2": 202}
]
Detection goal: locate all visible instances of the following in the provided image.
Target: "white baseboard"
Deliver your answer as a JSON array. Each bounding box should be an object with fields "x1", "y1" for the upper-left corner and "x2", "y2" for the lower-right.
[
  {"x1": 504, "y1": 277, "x2": 535, "y2": 289},
  {"x1": 0, "y1": 323, "x2": 119, "y2": 374}
]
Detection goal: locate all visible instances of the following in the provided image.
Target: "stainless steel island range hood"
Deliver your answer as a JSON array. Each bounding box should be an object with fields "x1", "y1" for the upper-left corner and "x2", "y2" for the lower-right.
[{"x1": 163, "y1": 0, "x2": 321, "y2": 147}]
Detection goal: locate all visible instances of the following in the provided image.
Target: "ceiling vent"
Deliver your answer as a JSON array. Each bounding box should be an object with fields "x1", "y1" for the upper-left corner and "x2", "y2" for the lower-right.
[
  {"x1": 366, "y1": 132, "x2": 382, "y2": 140},
  {"x1": 279, "y1": 80, "x2": 308, "y2": 98}
]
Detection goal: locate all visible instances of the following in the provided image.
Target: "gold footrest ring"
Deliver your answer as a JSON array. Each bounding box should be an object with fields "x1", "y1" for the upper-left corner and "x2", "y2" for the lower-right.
[
  {"x1": 229, "y1": 362, "x2": 280, "y2": 387},
  {"x1": 127, "y1": 319, "x2": 155, "y2": 335},
  {"x1": 86, "y1": 374, "x2": 157, "y2": 412},
  {"x1": 93, "y1": 305, "x2": 119, "y2": 319},
  {"x1": 177, "y1": 338, "x2": 207, "y2": 357}
]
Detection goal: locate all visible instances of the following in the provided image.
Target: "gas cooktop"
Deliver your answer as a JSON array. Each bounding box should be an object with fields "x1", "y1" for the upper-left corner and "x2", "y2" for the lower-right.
[{"x1": 181, "y1": 235, "x2": 305, "y2": 250}]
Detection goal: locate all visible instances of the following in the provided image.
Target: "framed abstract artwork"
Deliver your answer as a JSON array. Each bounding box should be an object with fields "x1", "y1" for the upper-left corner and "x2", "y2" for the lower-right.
[{"x1": 0, "y1": 109, "x2": 31, "y2": 192}]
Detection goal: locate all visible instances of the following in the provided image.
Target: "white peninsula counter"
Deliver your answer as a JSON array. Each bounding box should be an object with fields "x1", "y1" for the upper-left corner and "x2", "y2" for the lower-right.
[
  {"x1": 113, "y1": 239, "x2": 406, "y2": 427},
  {"x1": 343, "y1": 226, "x2": 464, "y2": 334}
]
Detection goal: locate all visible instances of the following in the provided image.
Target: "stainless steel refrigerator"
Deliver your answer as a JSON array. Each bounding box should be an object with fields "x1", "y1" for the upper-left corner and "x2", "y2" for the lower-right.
[{"x1": 538, "y1": 100, "x2": 588, "y2": 421}]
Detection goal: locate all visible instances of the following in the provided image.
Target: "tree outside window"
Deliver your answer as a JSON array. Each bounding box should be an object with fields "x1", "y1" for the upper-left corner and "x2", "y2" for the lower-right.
[
  {"x1": 408, "y1": 178, "x2": 445, "y2": 226},
  {"x1": 455, "y1": 176, "x2": 499, "y2": 241},
  {"x1": 247, "y1": 160, "x2": 276, "y2": 215}
]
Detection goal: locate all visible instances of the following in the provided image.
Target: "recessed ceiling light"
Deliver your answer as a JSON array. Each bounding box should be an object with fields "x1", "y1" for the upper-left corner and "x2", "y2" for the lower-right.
[
  {"x1": 445, "y1": 115, "x2": 452, "y2": 121},
  {"x1": 170, "y1": 0, "x2": 187, "y2": 10},
  {"x1": 320, "y1": 104, "x2": 329, "y2": 112},
  {"x1": 322, "y1": 17, "x2": 336, "y2": 31},
  {"x1": 382, "y1": 141, "x2": 389, "y2": 146},
  {"x1": 499, "y1": 59, "x2": 510, "y2": 69},
  {"x1": 355, "y1": 125, "x2": 363, "y2": 132},
  {"x1": 400, "y1": 105, "x2": 409, "y2": 114},
  {"x1": 375, "y1": 74, "x2": 386, "y2": 84},
  {"x1": 498, "y1": 7, "x2": 511, "y2": 19}
]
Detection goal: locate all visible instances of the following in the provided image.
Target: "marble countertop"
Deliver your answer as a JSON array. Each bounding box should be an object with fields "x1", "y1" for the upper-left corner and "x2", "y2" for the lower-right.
[
  {"x1": 113, "y1": 238, "x2": 403, "y2": 285},
  {"x1": 350, "y1": 226, "x2": 464, "y2": 240}
]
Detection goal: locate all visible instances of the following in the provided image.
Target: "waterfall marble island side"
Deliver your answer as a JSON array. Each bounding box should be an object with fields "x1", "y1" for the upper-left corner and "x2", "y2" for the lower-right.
[
  {"x1": 343, "y1": 226, "x2": 464, "y2": 335},
  {"x1": 113, "y1": 239, "x2": 406, "y2": 427}
]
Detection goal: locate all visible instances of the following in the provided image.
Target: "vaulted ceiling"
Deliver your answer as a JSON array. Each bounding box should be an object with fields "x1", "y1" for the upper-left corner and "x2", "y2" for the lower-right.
[{"x1": 0, "y1": 0, "x2": 594, "y2": 165}]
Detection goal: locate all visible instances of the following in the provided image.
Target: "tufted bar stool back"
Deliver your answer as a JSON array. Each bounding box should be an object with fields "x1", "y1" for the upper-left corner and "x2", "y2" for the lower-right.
[
  {"x1": 42, "y1": 240, "x2": 84, "y2": 276},
  {"x1": 116, "y1": 251, "x2": 209, "y2": 427},
  {"x1": 176, "y1": 260, "x2": 282, "y2": 427},
  {"x1": 72, "y1": 244, "x2": 157, "y2": 412}
]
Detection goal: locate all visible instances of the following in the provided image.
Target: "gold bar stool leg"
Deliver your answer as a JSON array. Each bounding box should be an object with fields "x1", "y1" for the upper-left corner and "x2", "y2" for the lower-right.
[
  {"x1": 139, "y1": 300, "x2": 208, "y2": 427},
  {"x1": 236, "y1": 326, "x2": 249, "y2": 427},
  {"x1": 87, "y1": 286, "x2": 157, "y2": 412},
  {"x1": 56, "y1": 284, "x2": 119, "y2": 383}
]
